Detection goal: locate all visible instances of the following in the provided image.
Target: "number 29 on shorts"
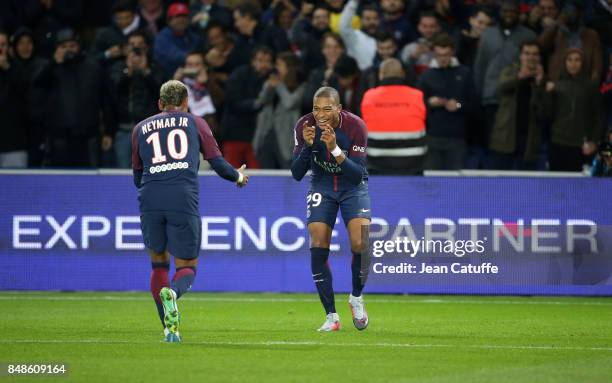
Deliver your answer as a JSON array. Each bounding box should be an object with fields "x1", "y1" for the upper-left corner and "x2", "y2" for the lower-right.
[{"x1": 307, "y1": 192, "x2": 322, "y2": 209}]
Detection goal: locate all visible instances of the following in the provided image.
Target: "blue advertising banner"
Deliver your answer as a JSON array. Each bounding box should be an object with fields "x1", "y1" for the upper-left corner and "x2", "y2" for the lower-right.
[{"x1": 1, "y1": 173, "x2": 611, "y2": 295}]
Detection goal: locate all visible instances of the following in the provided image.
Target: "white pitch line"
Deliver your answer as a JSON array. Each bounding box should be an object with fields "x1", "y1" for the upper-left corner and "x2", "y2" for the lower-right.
[
  {"x1": 0, "y1": 295, "x2": 611, "y2": 306},
  {"x1": 0, "y1": 339, "x2": 610, "y2": 352}
]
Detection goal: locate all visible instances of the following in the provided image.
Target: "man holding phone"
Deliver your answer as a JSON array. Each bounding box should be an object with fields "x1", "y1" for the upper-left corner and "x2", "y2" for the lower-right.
[
  {"x1": 173, "y1": 51, "x2": 217, "y2": 123},
  {"x1": 109, "y1": 30, "x2": 164, "y2": 168},
  {"x1": 488, "y1": 40, "x2": 545, "y2": 170}
]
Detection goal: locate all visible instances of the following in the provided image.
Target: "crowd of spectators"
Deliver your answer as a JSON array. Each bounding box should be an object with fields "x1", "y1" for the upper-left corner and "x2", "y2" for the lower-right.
[{"x1": 0, "y1": 0, "x2": 610, "y2": 174}]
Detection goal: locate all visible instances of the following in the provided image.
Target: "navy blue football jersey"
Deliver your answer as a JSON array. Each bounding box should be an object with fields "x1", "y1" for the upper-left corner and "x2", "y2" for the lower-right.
[
  {"x1": 293, "y1": 110, "x2": 368, "y2": 192},
  {"x1": 132, "y1": 110, "x2": 221, "y2": 215}
]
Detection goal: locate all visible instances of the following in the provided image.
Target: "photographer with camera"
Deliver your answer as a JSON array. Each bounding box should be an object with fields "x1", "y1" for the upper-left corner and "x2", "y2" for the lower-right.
[
  {"x1": 34, "y1": 28, "x2": 114, "y2": 168},
  {"x1": 590, "y1": 140, "x2": 612, "y2": 177},
  {"x1": 173, "y1": 51, "x2": 219, "y2": 137},
  {"x1": 93, "y1": 0, "x2": 145, "y2": 69},
  {"x1": 109, "y1": 30, "x2": 163, "y2": 168}
]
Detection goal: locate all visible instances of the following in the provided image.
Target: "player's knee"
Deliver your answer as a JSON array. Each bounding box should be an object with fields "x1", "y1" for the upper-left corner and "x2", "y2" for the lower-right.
[
  {"x1": 148, "y1": 249, "x2": 170, "y2": 263},
  {"x1": 308, "y1": 224, "x2": 332, "y2": 249},
  {"x1": 350, "y1": 242, "x2": 365, "y2": 254},
  {"x1": 310, "y1": 237, "x2": 331, "y2": 248},
  {"x1": 175, "y1": 257, "x2": 198, "y2": 269}
]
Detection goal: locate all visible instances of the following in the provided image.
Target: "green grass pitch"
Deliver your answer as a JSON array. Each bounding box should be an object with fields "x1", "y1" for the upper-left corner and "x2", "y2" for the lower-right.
[{"x1": 1, "y1": 292, "x2": 611, "y2": 382}]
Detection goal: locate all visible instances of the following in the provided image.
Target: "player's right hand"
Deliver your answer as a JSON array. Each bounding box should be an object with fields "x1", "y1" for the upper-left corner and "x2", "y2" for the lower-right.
[
  {"x1": 236, "y1": 164, "x2": 249, "y2": 188},
  {"x1": 303, "y1": 122, "x2": 315, "y2": 146}
]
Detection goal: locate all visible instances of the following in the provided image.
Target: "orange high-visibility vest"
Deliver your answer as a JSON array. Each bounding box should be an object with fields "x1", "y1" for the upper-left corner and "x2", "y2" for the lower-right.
[{"x1": 361, "y1": 85, "x2": 426, "y2": 134}]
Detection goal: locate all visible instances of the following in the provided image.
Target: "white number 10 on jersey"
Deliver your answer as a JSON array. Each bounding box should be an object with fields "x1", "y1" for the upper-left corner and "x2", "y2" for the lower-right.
[{"x1": 146, "y1": 129, "x2": 188, "y2": 164}]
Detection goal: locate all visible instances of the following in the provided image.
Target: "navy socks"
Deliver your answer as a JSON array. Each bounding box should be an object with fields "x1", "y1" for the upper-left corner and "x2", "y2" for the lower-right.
[
  {"x1": 311, "y1": 247, "x2": 336, "y2": 314},
  {"x1": 351, "y1": 252, "x2": 365, "y2": 297}
]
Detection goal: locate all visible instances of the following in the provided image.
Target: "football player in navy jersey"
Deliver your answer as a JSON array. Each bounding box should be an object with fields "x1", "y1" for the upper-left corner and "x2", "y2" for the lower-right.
[
  {"x1": 291, "y1": 86, "x2": 371, "y2": 332},
  {"x1": 132, "y1": 80, "x2": 248, "y2": 342}
]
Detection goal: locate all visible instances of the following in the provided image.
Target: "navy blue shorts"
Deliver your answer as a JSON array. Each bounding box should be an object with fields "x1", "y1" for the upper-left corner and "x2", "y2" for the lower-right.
[
  {"x1": 306, "y1": 182, "x2": 371, "y2": 228},
  {"x1": 140, "y1": 211, "x2": 201, "y2": 260}
]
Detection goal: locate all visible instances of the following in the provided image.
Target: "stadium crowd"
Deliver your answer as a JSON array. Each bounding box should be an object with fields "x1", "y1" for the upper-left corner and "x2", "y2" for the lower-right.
[{"x1": 0, "y1": 0, "x2": 610, "y2": 174}]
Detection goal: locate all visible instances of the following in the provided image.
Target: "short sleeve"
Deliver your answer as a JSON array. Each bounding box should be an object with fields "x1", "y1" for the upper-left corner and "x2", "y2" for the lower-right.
[
  {"x1": 131, "y1": 125, "x2": 143, "y2": 170},
  {"x1": 348, "y1": 117, "x2": 368, "y2": 158}
]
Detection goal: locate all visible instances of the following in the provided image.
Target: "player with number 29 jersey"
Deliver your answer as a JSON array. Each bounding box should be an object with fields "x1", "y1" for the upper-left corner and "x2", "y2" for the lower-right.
[{"x1": 291, "y1": 86, "x2": 371, "y2": 333}]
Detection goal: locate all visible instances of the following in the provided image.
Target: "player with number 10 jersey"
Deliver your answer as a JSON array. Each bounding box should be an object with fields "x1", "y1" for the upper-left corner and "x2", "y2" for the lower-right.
[{"x1": 132, "y1": 80, "x2": 248, "y2": 343}]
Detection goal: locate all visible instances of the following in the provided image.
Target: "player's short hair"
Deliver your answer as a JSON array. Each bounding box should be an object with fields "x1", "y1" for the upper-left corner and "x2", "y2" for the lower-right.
[
  {"x1": 313, "y1": 86, "x2": 340, "y2": 105},
  {"x1": 159, "y1": 80, "x2": 188, "y2": 108}
]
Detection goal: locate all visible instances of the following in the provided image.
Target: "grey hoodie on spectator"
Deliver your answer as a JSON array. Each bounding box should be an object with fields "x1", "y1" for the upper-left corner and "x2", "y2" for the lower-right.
[{"x1": 474, "y1": 24, "x2": 535, "y2": 106}]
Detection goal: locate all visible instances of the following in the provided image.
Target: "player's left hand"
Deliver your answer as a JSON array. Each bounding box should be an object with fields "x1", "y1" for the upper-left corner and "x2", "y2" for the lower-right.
[
  {"x1": 236, "y1": 164, "x2": 249, "y2": 188},
  {"x1": 319, "y1": 124, "x2": 337, "y2": 152}
]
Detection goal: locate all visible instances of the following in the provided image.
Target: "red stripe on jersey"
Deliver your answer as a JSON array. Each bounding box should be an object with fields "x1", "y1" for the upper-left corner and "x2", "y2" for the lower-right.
[{"x1": 326, "y1": 148, "x2": 338, "y2": 191}]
